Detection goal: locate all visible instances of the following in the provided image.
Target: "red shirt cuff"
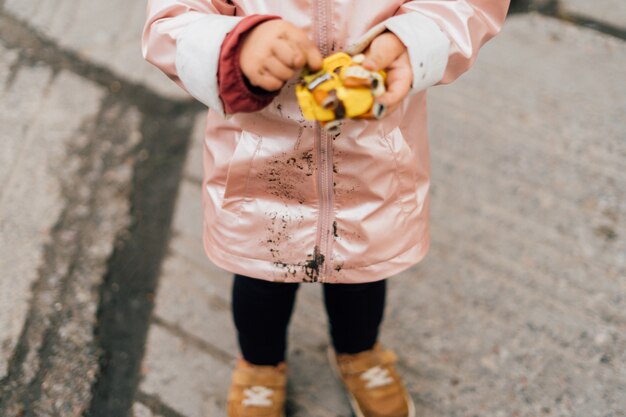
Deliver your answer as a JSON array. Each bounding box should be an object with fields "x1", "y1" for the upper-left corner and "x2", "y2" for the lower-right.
[{"x1": 218, "y1": 14, "x2": 282, "y2": 114}]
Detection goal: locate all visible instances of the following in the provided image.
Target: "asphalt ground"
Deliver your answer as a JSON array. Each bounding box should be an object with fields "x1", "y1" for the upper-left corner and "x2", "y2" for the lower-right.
[{"x1": 0, "y1": 1, "x2": 624, "y2": 416}]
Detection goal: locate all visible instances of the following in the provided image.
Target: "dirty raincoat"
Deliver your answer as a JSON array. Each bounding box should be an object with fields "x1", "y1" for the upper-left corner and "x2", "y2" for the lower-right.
[{"x1": 142, "y1": 0, "x2": 510, "y2": 283}]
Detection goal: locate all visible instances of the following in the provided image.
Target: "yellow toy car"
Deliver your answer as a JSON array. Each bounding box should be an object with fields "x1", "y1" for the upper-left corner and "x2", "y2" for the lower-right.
[{"x1": 296, "y1": 52, "x2": 387, "y2": 134}]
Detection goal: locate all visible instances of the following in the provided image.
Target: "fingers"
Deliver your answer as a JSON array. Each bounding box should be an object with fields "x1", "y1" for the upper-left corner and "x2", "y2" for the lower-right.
[
  {"x1": 240, "y1": 53, "x2": 283, "y2": 91},
  {"x1": 303, "y1": 43, "x2": 323, "y2": 71},
  {"x1": 271, "y1": 33, "x2": 322, "y2": 73},
  {"x1": 285, "y1": 30, "x2": 323, "y2": 71},
  {"x1": 271, "y1": 40, "x2": 305, "y2": 68},
  {"x1": 263, "y1": 55, "x2": 296, "y2": 80},
  {"x1": 370, "y1": 51, "x2": 412, "y2": 118},
  {"x1": 250, "y1": 40, "x2": 320, "y2": 91},
  {"x1": 249, "y1": 69, "x2": 285, "y2": 91},
  {"x1": 362, "y1": 32, "x2": 406, "y2": 71},
  {"x1": 240, "y1": 20, "x2": 322, "y2": 92},
  {"x1": 375, "y1": 66, "x2": 412, "y2": 108}
]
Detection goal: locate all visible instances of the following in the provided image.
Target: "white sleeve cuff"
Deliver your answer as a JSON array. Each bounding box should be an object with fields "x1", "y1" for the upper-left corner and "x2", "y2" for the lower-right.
[
  {"x1": 175, "y1": 13, "x2": 244, "y2": 116},
  {"x1": 346, "y1": 12, "x2": 451, "y2": 95}
]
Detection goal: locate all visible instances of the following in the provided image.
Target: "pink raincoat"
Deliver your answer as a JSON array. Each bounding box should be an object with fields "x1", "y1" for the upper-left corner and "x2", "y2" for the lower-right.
[{"x1": 142, "y1": 0, "x2": 510, "y2": 283}]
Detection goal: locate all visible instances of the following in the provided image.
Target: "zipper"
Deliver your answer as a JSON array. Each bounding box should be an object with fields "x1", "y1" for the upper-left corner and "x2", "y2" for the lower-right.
[
  {"x1": 314, "y1": 0, "x2": 334, "y2": 282},
  {"x1": 314, "y1": 125, "x2": 334, "y2": 282}
]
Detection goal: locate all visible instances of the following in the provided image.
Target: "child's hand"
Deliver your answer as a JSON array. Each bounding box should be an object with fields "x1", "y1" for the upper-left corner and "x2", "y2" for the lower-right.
[
  {"x1": 240, "y1": 20, "x2": 323, "y2": 92},
  {"x1": 362, "y1": 32, "x2": 412, "y2": 115}
]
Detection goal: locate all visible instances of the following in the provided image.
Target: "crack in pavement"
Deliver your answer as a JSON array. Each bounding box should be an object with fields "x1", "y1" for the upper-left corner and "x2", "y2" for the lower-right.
[
  {"x1": 509, "y1": 0, "x2": 626, "y2": 40},
  {"x1": 151, "y1": 316, "x2": 235, "y2": 365},
  {"x1": 0, "y1": 94, "x2": 143, "y2": 416},
  {"x1": 508, "y1": 0, "x2": 559, "y2": 15},
  {"x1": 549, "y1": 9, "x2": 626, "y2": 41},
  {"x1": 135, "y1": 391, "x2": 189, "y2": 417},
  {"x1": 0, "y1": 9, "x2": 202, "y2": 114},
  {"x1": 86, "y1": 107, "x2": 196, "y2": 417},
  {"x1": 0, "y1": 6, "x2": 203, "y2": 417}
]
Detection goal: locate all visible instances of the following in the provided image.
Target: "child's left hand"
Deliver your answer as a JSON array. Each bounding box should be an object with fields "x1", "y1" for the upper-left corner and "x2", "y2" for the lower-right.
[{"x1": 361, "y1": 32, "x2": 412, "y2": 115}]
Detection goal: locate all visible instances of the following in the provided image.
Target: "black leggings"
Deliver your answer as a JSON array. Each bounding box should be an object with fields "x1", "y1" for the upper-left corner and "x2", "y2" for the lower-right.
[{"x1": 231, "y1": 274, "x2": 386, "y2": 366}]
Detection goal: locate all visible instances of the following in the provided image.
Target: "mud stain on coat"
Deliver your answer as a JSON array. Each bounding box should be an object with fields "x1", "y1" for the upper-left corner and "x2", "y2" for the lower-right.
[
  {"x1": 302, "y1": 245, "x2": 325, "y2": 282},
  {"x1": 332, "y1": 148, "x2": 360, "y2": 200},
  {"x1": 335, "y1": 183, "x2": 359, "y2": 200},
  {"x1": 263, "y1": 209, "x2": 326, "y2": 282},
  {"x1": 264, "y1": 210, "x2": 294, "y2": 248},
  {"x1": 256, "y1": 149, "x2": 316, "y2": 204},
  {"x1": 300, "y1": 150, "x2": 314, "y2": 173},
  {"x1": 273, "y1": 246, "x2": 325, "y2": 282}
]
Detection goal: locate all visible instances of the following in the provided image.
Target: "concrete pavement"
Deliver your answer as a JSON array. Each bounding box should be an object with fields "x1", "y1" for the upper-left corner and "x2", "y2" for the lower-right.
[
  {"x1": 562, "y1": 0, "x2": 626, "y2": 29},
  {"x1": 0, "y1": 1, "x2": 624, "y2": 417},
  {"x1": 3, "y1": 0, "x2": 188, "y2": 101},
  {"x1": 134, "y1": 13, "x2": 626, "y2": 417},
  {"x1": 0, "y1": 38, "x2": 141, "y2": 415},
  {"x1": 0, "y1": 2, "x2": 197, "y2": 415}
]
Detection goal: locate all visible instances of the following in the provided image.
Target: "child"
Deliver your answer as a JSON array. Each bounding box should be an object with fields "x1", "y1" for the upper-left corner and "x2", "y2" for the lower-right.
[{"x1": 142, "y1": 1, "x2": 509, "y2": 416}]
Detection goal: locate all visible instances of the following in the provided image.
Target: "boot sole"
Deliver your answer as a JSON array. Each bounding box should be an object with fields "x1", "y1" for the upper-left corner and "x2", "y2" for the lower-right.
[{"x1": 326, "y1": 346, "x2": 416, "y2": 417}]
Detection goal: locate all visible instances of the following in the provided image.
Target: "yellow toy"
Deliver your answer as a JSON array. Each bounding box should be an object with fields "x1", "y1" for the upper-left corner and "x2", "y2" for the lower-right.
[{"x1": 296, "y1": 52, "x2": 387, "y2": 134}]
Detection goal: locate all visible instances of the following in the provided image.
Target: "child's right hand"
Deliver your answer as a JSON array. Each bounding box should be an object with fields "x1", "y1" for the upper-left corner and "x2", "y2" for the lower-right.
[{"x1": 240, "y1": 20, "x2": 323, "y2": 92}]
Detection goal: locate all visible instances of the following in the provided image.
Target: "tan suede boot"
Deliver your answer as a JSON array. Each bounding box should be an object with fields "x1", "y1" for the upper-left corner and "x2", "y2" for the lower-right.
[
  {"x1": 227, "y1": 357, "x2": 287, "y2": 417},
  {"x1": 327, "y1": 342, "x2": 415, "y2": 417}
]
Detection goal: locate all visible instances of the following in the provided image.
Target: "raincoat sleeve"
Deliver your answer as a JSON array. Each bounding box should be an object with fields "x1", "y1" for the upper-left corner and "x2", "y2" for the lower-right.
[
  {"x1": 347, "y1": 1, "x2": 511, "y2": 95},
  {"x1": 141, "y1": 0, "x2": 244, "y2": 116},
  {"x1": 218, "y1": 14, "x2": 283, "y2": 114}
]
